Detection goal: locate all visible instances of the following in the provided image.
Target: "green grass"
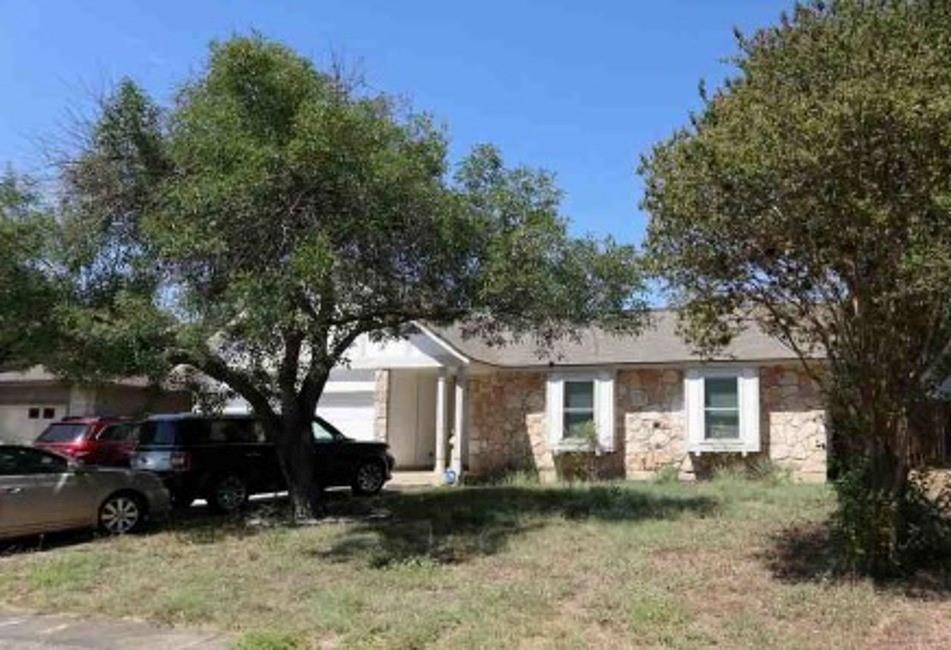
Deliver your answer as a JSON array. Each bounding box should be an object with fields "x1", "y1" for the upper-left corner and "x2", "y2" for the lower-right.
[{"x1": 1, "y1": 478, "x2": 948, "y2": 648}]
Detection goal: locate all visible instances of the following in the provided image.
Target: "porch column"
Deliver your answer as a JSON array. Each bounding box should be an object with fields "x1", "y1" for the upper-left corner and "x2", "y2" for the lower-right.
[
  {"x1": 434, "y1": 369, "x2": 449, "y2": 478},
  {"x1": 450, "y1": 368, "x2": 467, "y2": 480}
]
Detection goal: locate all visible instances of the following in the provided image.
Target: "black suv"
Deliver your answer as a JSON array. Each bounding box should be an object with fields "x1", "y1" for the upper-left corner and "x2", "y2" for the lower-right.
[{"x1": 130, "y1": 414, "x2": 394, "y2": 511}]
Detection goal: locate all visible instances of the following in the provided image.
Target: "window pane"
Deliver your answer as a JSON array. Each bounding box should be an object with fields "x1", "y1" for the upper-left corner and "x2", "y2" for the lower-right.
[
  {"x1": 136, "y1": 421, "x2": 178, "y2": 446},
  {"x1": 312, "y1": 420, "x2": 336, "y2": 442},
  {"x1": 565, "y1": 411, "x2": 595, "y2": 438},
  {"x1": 705, "y1": 377, "x2": 738, "y2": 409},
  {"x1": 0, "y1": 448, "x2": 68, "y2": 475},
  {"x1": 564, "y1": 381, "x2": 594, "y2": 410},
  {"x1": 98, "y1": 424, "x2": 134, "y2": 442},
  {"x1": 37, "y1": 423, "x2": 88, "y2": 443},
  {"x1": 705, "y1": 410, "x2": 739, "y2": 439}
]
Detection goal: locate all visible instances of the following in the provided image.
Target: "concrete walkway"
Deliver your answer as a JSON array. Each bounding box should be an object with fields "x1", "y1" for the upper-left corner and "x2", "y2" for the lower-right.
[{"x1": 0, "y1": 610, "x2": 230, "y2": 649}]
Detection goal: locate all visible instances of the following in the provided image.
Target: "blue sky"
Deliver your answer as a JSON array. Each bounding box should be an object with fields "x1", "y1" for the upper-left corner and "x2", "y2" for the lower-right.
[{"x1": 0, "y1": 1, "x2": 791, "y2": 246}]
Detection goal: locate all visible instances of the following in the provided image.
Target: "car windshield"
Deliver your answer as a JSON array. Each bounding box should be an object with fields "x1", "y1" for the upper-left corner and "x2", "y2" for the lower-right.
[{"x1": 36, "y1": 423, "x2": 88, "y2": 443}]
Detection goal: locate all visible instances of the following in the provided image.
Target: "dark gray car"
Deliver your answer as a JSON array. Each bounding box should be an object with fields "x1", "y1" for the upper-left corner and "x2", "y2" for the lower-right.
[{"x1": 0, "y1": 445, "x2": 171, "y2": 539}]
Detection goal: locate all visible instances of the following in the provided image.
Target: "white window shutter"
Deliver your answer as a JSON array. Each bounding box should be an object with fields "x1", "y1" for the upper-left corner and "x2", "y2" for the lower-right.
[
  {"x1": 685, "y1": 370, "x2": 704, "y2": 450},
  {"x1": 546, "y1": 375, "x2": 564, "y2": 445},
  {"x1": 739, "y1": 368, "x2": 761, "y2": 452},
  {"x1": 596, "y1": 371, "x2": 616, "y2": 452}
]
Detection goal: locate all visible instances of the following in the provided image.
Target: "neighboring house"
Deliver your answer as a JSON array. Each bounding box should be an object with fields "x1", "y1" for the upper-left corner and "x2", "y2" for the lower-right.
[
  {"x1": 225, "y1": 311, "x2": 830, "y2": 483},
  {"x1": 0, "y1": 366, "x2": 192, "y2": 444}
]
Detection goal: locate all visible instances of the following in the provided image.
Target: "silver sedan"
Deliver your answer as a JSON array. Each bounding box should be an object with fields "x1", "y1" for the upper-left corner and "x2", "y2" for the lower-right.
[{"x1": 0, "y1": 445, "x2": 171, "y2": 539}]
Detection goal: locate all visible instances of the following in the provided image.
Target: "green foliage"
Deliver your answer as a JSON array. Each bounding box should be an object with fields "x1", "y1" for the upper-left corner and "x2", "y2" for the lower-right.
[
  {"x1": 652, "y1": 463, "x2": 681, "y2": 485},
  {"x1": 0, "y1": 172, "x2": 63, "y2": 368},
  {"x1": 235, "y1": 631, "x2": 301, "y2": 650},
  {"x1": 832, "y1": 466, "x2": 951, "y2": 575},
  {"x1": 640, "y1": 0, "x2": 951, "y2": 573},
  {"x1": 28, "y1": 34, "x2": 645, "y2": 516}
]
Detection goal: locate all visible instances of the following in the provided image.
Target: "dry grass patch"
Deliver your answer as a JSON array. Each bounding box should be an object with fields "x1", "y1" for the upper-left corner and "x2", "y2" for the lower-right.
[{"x1": 1, "y1": 478, "x2": 948, "y2": 648}]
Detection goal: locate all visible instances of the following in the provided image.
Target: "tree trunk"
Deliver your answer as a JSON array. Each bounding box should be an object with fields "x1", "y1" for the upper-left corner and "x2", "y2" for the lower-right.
[{"x1": 272, "y1": 410, "x2": 322, "y2": 521}]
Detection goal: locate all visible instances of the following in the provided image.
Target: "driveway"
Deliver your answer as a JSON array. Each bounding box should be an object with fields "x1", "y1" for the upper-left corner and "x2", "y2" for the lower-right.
[{"x1": 0, "y1": 609, "x2": 229, "y2": 649}]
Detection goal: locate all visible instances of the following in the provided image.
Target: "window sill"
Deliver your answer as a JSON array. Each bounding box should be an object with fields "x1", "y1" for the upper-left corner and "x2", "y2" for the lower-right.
[
  {"x1": 688, "y1": 440, "x2": 758, "y2": 455},
  {"x1": 553, "y1": 439, "x2": 599, "y2": 454}
]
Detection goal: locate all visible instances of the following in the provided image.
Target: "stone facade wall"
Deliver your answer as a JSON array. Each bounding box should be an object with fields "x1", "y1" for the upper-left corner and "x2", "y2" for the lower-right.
[
  {"x1": 619, "y1": 369, "x2": 688, "y2": 480},
  {"x1": 461, "y1": 364, "x2": 827, "y2": 483},
  {"x1": 467, "y1": 372, "x2": 553, "y2": 480},
  {"x1": 760, "y1": 366, "x2": 827, "y2": 482}
]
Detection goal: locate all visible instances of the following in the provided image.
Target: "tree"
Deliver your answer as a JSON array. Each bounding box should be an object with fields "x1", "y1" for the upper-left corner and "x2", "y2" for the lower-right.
[
  {"x1": 640, "y1": 0, "x2": 950, "y2": 573},
  {"x1": 0, "y1": 173, "x2": 62, "y2": 367},
  {"x1": 51, "y1": 36, "x2": 645, "y2": 519}
]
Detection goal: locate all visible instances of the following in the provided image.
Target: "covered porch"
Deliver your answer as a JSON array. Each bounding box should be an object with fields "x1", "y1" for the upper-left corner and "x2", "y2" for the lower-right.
[
  {"x1": 380, "y1": 367, "x2": 468, "y2": 482},
  {"x1": 344, "y1": 325, "x2": 473, "y2": 483}
]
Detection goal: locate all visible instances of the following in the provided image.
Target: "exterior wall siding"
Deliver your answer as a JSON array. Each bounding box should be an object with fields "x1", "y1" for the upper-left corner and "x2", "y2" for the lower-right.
[
  {"x1": 373, "y1": 369, "x2": 390, "y2": 442},
  {"x1": 464, "y1": 364, "x2": 827, "y2": 483}
]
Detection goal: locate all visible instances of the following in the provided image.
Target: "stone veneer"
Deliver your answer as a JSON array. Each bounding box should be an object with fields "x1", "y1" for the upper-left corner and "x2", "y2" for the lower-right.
[{"x1": 465, "y1": 364, "x2": 827, "y2": 483}]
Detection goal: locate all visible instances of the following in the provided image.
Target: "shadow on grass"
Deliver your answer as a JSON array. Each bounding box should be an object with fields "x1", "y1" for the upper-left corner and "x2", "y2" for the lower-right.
[
  {"x1": 760, "y1": 521, "x2": 951, "y2": 595},
  {"x1": 316, "y1": 484, "x2": 718, "y2": 567}
]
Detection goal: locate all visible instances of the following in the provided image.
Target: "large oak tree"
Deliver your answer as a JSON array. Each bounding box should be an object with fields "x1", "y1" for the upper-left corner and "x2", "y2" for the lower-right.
[
  {"x1": 640, "y1": 0, "x2": 950, "y2": 572},
  {"x1": 47, "y1": 36, "x2": 645, "y2": 519}
]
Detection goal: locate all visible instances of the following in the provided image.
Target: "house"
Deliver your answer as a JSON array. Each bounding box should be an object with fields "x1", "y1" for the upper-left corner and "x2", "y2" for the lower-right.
[
  {"x1": 0, "y1": 366, "x2": 192, "y2": 444},
  {"x1": 224, "y1": 311, "x2": 829, "y2": 483}
]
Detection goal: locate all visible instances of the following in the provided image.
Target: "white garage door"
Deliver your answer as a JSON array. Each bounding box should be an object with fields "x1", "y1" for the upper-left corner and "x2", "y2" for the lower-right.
[
  {"x1": 0, "y1": 404, "x2": 67, "y2": 444},
  {"x1": 221, "y1": 369, "x2": 377, "y2": 441},
  {"x1": 317, "y1": 391, "x2": 376, "y2": 441}
]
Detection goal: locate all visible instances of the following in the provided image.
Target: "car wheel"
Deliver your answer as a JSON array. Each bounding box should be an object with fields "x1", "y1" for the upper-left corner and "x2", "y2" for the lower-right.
[
  {"x1": 211, "y1": 475, "x2": 248, "y2": 513},
  {"x1": 352, "y1": 461, "x2": 386, "y2": 496},
  {"x1": 99, "y1": 493, "x2": 145, "y2": 535}
]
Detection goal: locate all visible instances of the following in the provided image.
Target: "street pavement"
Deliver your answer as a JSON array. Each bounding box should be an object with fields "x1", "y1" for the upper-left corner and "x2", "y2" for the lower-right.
[{"x1": 0, "y1": 610, "x2": 229, "y2": 649}]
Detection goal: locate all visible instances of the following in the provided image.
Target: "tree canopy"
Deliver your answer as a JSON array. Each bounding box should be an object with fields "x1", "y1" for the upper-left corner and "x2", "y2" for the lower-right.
[
  {"x1": 43, "y1": 35, "x2": 645, "y2": 517},
  {"x1": 640, "y1": 0, "x2": 950, "y2": 573},
  {"x1": 0, "y1": 173, "x2": 62, "y2": 368}
]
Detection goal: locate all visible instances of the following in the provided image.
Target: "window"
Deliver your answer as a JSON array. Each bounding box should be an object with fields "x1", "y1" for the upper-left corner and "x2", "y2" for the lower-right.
[
  {"x1": 42, "y1": 407, "x2": 55, "y2": 419},
  {"x1": 563, "y1": 381, "x2": 595, "y2": 438},
  {"x1": 545, "y1": 372, "x2": 615, "y2": 452},
  {"x1": 312, "y1": 418, "x2": 342, "y2": 443},
  {"x1": 0, "y1": 447, "x2": 68, "y2": 476},
  {"x1": 136, "y1": 421, "x2": 179, "y2": 446},
  {"x1": 98, "y1": 424, "x2": 136, "y2": 442},
  {"x1": 38, "y1": 423, "x2": 89, "y2": 443},
  {"x1": 685, "y1": 368, "x2": 760, "y2": 453},
  {"x1": 27, "y1": 407, "x2": 39, "y2": 419},
  {"x1": 704, "y1": 377, "x2": 739, "y2": 440}
]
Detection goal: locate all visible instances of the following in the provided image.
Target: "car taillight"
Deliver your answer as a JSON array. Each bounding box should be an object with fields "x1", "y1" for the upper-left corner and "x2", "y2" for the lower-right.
[
  {"x1": 170, "y1": 451, "x2": 191, "y2": 471},
  {"x1": 69, "y1": 440, "x2": 91, "y2": 458}
]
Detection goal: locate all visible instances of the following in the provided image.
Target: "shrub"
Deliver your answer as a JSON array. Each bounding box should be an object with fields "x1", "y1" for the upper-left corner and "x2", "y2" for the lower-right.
[
  {"x1": 832, "y1": 465, "x2": 951, "y2": 576},
  {"x1": 653, "y1": 463, "x2": 681, "y2": 485}
]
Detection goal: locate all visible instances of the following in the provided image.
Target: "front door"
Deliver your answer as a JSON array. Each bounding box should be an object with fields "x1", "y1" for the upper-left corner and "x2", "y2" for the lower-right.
[{"x1": 387, "y1": 371, "x2": 437, "y2": 469}]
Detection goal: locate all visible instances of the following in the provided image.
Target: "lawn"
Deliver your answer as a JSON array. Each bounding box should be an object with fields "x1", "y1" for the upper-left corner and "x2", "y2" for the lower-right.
[{"x1": 1, "y1": 477, "x2": 949, "y2": 649}]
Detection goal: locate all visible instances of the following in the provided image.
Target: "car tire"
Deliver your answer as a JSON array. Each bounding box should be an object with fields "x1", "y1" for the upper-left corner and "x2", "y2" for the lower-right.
[
  {"x1": 209, "y1": 474, "x2": 249, "y2": 513},
  {"x1": 352, "y1": 461, "x2": 386, "y2": 496},
  {"x1": 99, "y1": 492, "x2": 146, "y2": 535}
]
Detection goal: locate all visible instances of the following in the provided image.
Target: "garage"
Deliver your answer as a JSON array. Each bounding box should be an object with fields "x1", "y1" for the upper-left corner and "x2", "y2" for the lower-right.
[
  {"x1": 0, "y1": 403, "x2": 67, "y2": 444},
  {"x1": 316, "y1": 389, "x2": 376, "y2": 441}
]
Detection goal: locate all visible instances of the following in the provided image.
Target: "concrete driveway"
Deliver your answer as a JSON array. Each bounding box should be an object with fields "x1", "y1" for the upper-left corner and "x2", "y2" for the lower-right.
[{"x1": 0, "y1": 609, "x2": 229, "y2": 649}]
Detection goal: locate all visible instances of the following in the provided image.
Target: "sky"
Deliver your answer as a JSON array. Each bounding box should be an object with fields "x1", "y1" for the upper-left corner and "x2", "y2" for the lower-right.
[{"x1": 0, "y1": 0, "x2": 793, "y2": 247}]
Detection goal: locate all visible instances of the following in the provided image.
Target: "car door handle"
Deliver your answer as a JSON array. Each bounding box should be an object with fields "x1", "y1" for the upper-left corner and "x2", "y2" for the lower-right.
[{"x1": 1, "y1": 487, "x2": 23, "y2": 495}]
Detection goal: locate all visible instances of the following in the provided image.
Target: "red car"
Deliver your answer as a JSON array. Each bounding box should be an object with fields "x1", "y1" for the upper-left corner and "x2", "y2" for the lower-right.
[{"x1": 33, "y1": 417, "x2": 137, "y2": 467}]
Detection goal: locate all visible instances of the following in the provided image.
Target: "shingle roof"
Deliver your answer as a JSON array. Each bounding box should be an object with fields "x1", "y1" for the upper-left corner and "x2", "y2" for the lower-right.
[{"x1": 429, "y1": 310, "x2": 810, "y2": 367}]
